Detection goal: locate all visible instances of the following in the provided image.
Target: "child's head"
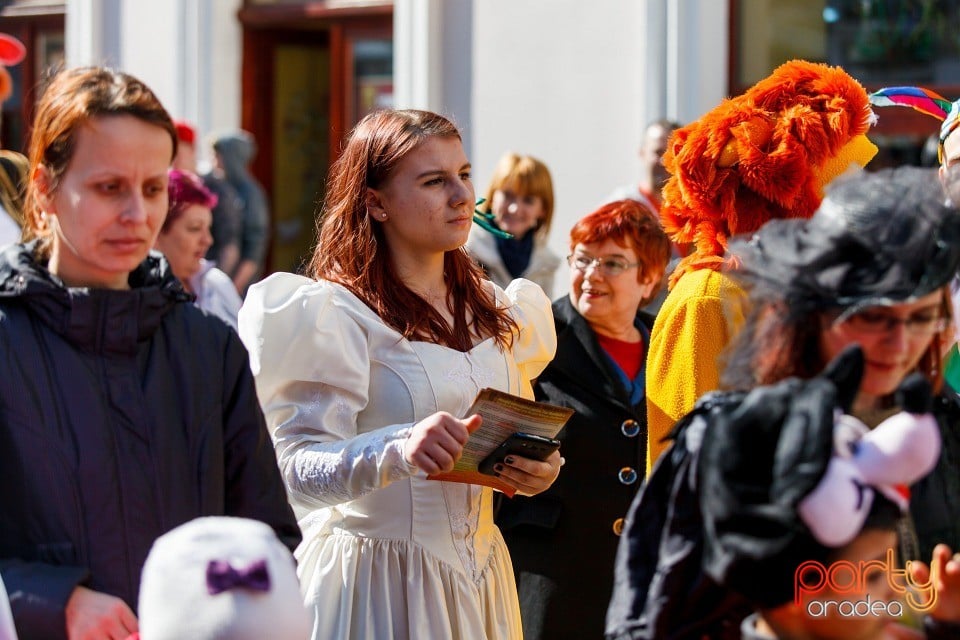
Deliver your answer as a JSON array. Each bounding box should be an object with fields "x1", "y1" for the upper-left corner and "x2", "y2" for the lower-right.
[{"x1": 763, "y1": 496, "x2": 904, "y2": 640}]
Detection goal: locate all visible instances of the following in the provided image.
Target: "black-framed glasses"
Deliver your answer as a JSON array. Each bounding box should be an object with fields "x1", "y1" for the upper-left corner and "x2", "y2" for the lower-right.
[
  {"x1": 567, "y1": 254, "x2": 640, "y2": 278},
  {"x1": 841, "y1": 309, "x2": 950, "y2": 336}
]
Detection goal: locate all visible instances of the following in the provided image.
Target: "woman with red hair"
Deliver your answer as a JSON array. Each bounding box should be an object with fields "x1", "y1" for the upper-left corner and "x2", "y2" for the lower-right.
[
  {"x1": 155, "y1": 169, "x2": 242, "y2": 330},
  {"x1": 497, "y1": 199, "x2": 671, "y2": 639},
  {"x1": 239, "y1": 108, "x2": 562, "y2": 639}
]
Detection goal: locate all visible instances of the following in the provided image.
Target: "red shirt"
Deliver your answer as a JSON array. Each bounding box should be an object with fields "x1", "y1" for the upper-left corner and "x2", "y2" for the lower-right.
[{"x1": 596, "y1": 333, "x2": 645, "y2": 380}]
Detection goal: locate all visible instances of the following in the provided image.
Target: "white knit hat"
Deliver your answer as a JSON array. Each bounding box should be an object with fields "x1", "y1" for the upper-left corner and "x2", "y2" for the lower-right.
[
  {"x1": 0, "y1": 573, "x2": 17, "y2": 640},
  {"x1": 138, "y1": 517, "x2": 310, "y2": 640}
]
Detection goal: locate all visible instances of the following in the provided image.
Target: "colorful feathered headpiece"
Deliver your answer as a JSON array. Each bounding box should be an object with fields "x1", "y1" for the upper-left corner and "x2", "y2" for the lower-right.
[
  {"x1": 869, "y1": 86, "x2": 952, "y2": 121},
  {"x1": 661, "y1": 60, "x2": 877, "y2": 288},
  {"x1": 867, "y1": 86, "x2": 955, "y2": 163},
  {"x1": 941, "y1": 101, "x2": 960, "y2": 161}
]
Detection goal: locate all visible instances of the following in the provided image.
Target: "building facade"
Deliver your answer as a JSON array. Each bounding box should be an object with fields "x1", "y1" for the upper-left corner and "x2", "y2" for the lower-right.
[{"x1": 2, "y1": 0, "x2": 950, "y2": 279}]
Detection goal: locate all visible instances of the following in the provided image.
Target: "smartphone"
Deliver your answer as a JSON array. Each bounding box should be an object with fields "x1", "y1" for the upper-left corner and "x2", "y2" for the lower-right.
[{"x1": 478, "y1": 432, "x2": 561, "y2": 476}]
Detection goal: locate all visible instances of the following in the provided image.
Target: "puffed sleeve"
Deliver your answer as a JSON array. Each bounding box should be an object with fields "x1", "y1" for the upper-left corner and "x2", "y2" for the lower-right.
[
  {"x1": 503, "y1": 278, "x2": 557, "y2": 397},
  {"x1": 239, "y1": 273, "x2": 418, "y2": 510}
]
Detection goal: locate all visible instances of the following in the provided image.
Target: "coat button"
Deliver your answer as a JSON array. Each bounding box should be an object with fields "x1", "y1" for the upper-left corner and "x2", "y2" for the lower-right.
[
  {"x1": 618, "y1": 467, "x2": 638, "y2": 485},
  {"x1": 612, "y1": 517, "x2": 625, "y2": 536},
  {"x1": 621, "y1": 419, "x2": 640, "y2": 437}
]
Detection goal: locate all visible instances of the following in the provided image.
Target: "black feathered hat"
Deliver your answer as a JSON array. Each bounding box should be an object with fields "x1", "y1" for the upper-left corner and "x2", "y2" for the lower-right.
[{"x1": 728, "y1": 166, "x2": 960, "y2": 320}]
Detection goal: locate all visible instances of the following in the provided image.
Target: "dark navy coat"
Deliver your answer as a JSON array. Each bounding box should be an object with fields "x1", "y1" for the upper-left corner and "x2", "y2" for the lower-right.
[{"x1": 0, "y1": 243, "x2": 299, "y2": 639}]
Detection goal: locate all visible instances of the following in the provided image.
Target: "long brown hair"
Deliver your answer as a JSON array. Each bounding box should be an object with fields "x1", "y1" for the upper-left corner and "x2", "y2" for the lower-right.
[
  {"x1": 23, "y1": 66, "x2": 177, "y2": 253},
  {"x1": 306, "y1": 109, "x2": 517, "y2": 351}
]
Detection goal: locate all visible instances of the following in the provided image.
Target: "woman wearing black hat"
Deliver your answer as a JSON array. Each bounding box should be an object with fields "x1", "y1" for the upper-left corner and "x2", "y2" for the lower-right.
[
  {"x1": 720, "y1": 167, "x2": 960, "y2": 568},
  {"x1": 607, "y1": 167, "x2": 960, "y2": 640}
]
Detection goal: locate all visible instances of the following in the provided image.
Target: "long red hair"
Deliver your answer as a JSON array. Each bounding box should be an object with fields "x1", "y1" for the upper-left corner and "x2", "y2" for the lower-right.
[{"x1": 306, "y1": 109, "x2": 517, "y2": 351}]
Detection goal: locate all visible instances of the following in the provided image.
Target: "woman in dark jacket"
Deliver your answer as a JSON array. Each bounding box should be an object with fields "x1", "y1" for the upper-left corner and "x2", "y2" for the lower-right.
[
  {"x1": 0, "y1": 67, "x2": 299, "y2": 640},
  {"x1": 497, "y1": 199, "x2": 671, "y2": 639}
]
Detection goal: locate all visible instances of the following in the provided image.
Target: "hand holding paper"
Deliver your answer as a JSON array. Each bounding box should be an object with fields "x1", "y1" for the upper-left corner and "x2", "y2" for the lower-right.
[
  {"x1": 403, "y1": 412, "x2": 482, "y2": 475},
  {"x1": 426, "y1": 388, "x2": 574, "y2": 496}
]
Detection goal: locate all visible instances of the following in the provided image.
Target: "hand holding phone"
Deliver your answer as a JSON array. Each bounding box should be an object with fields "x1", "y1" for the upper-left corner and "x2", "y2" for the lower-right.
[{"x1": 478, "y1": 432, "x2": 561, "y2": 476}]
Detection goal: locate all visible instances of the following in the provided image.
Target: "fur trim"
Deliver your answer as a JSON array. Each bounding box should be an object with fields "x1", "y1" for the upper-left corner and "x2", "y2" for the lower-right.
[{"x1": 663, "y1": 60, "x2": 873, "y2": 288}]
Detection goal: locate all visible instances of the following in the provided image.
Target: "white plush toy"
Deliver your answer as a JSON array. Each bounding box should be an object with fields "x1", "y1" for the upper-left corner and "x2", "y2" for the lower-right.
[
  {"x1": 0, "y1": 574, "x2": 17, "y2": 640},
  {"x1": 799, "y1": 374, "x2": 941, "y2": 547}
]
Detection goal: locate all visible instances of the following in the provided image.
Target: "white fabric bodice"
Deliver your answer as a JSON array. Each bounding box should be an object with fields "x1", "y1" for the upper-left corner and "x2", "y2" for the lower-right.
[{"x1": 240, "y1": 273, "x2": 556, "y2": 639}]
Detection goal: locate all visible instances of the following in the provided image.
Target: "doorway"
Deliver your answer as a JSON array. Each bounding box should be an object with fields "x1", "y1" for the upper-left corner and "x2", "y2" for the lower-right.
[{"x1": 239, "y1": 3, "x2": 393, "y2": 275}]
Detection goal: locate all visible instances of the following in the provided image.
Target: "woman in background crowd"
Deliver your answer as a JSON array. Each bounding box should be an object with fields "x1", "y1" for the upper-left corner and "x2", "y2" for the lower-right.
[
  {"x1": 466, "y1": 152, "x2": 561, "y2": 297},
  {"x1": 155, "y1": 169, "x2": 242, "y2": 330},
  {"x1": 498, "y1": 198, "x2": 670, "y2": 639}
]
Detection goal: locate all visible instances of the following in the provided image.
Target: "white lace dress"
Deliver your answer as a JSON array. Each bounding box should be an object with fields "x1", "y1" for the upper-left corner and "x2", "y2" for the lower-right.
[{"x1": 239, "y1": 273, "x2": 556, "y2": 640}]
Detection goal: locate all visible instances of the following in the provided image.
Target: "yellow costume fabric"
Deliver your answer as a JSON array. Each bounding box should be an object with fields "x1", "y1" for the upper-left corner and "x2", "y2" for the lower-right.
[
  {"x1": 644, "y1": 61, "x2": 876, "y2": 476},
  {"x1": 645, "y1": 269, "x2": 745, "y2": 474}
]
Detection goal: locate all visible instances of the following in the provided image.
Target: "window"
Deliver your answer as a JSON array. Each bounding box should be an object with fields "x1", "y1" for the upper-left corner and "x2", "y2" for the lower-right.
[
  {"x1": 732, "y1": 0, "x2": 960, "y2": 167},
  {"x1": 347, "y1": 36, "x2": 393, "y2": 127},
  {"x1": 735, "y1": 1, "x2": 960, "y2": 88}
]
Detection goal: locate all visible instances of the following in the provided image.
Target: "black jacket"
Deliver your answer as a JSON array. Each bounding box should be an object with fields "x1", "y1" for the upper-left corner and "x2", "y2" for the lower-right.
[
  {"x1": 605, "y1": 388, "x2": 960, "y2": 640},
  {"x1": 497, "y1": 296, "x2": 654, "y2": 639},
  {"x1": 912, "y1": 387, "x2": 960, "y2": 560},
  {"x1": 0, "y1": 243, "x2": 300, "y2": 640}
]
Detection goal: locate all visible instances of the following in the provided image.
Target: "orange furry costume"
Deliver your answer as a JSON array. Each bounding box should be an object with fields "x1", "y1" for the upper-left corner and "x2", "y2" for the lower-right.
[{"x1": 645, "y1": 60, "x2": 878, "y2": 474}]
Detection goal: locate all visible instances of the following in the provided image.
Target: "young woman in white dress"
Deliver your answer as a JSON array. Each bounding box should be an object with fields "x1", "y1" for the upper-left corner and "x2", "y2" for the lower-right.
[{"x1": 239, "y1": 109, "x2": 563, "y2": 639}]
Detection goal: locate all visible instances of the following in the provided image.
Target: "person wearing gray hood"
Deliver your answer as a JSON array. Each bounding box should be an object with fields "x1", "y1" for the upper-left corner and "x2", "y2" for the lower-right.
[{"x1": 212, "y1": 130, "x2": 270, "y2": 292}]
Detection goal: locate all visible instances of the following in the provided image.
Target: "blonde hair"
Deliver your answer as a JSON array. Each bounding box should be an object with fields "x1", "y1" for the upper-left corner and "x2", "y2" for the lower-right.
[{"x1": 482, "y1": 152, "x2": 555, "y2": 238}]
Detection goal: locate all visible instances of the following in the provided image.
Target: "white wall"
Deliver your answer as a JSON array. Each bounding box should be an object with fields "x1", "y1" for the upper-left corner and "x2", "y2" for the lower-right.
[
  {"x1": 119, "y1": 0, "x2": 177, "y2": 106},
  {"x1": 204, "y1": 0, "x2": 244, "y2": 137},
  {"x1": 670, "y1": 0, "x2": 729, "y2": 125},
  {"x1": 470, "y1": 0, "x2": 647, "y2": 267},
  {"x1": 66, "y1": 0, "x2": 244, "y2": 165},
  {"x1": 397, "y1": 0, "x2": 729, "y2": 295},
  {"x1": 66, "y1": 0, "x2": 122, "y2": 67}
]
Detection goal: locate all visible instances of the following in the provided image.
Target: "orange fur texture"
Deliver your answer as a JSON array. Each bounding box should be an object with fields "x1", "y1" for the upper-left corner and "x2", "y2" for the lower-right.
[{"x1": 662, "y1": 60, "x2": 873, "y2": 288}]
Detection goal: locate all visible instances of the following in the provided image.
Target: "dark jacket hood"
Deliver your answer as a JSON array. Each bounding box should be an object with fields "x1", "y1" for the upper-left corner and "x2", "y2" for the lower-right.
[
  {"x1": 212, "y1": 131, "x2": 256, "y2": 181},
  {"x1": 0, "y1": 242, "x2": 193, "y2": 355}
]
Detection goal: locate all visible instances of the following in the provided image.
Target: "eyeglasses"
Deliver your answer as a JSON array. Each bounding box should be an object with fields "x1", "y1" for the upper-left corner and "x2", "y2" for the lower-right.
[
  {"x1": 842, "y1": 309, "x2": 950, "y2": 336},
  {"x1": 567, "y1": 254, "x2": 640, "y2": 278}
]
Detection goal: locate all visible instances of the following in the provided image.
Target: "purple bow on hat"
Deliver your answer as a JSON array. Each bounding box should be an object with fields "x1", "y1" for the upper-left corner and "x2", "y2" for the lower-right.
[{"x1": 205, "y1": 559, "x2": 271, "y2": 595}]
